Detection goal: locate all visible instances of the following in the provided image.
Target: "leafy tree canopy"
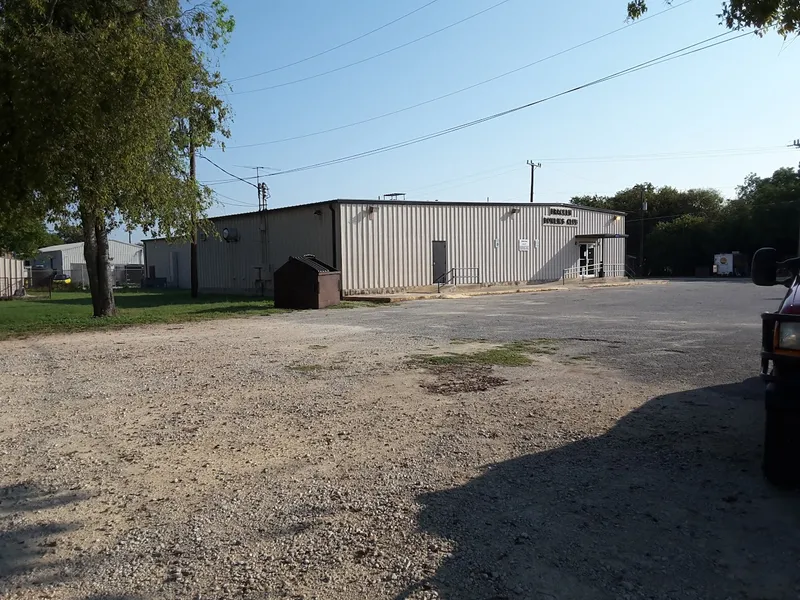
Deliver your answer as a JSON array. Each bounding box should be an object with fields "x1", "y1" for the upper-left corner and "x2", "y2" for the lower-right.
[
  {"x1": 627, "y1": 0, "x2": 800, "y2": 35},
  {"x1": 0, "y1": 0, "x2": 234, "y2": 315}
]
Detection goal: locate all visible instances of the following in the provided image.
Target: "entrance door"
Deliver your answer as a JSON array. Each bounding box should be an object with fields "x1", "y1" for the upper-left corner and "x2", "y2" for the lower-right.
[
  {"x1": 579, "y1": 243, "x2": 597, "y2": 277},
  {"x1": 432, "y1": 241, "x2": 448, "y2": 284}
]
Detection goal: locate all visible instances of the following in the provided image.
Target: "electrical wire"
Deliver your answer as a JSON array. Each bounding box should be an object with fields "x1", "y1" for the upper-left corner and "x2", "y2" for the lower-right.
[
  {"x1": 229, "y1": 0, "x2": 694, "y2": 149},
  {"x1": 207, "y1": 144, "x2": 785, "y2": 188},
  {"x1": 199, "y1": 155, "x2": 258, "y2": 188},
  {"x1": 262, "y1": 31, "x2": 754, "y2": 178},
  {"x1": 231, "y1": 0, "x2": 516, "y2": 95},
  {"x1": 211, "y1": 189, "x2": 257, "y2": 208},
  {"x1": 229, "y1": 0, "x2": 442, "y2": 83}
]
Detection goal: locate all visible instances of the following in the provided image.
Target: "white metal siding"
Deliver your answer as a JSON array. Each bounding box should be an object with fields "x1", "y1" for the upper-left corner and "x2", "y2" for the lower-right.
[
  {"x1": 0, "y1": 255, "x2": 26, "y2": 297},
  {"x1": 38, "y1": 241, "x2": 143, "y2": 274},
  {"x1": 107, "y1": 241, "x2": 144, "y2": 266},
  {"x1": 144, "y1": 239, "x2": 191, "y2": 288},
  {"x1": 339, "y1": 203, "x2": 625, "y2": 294}
]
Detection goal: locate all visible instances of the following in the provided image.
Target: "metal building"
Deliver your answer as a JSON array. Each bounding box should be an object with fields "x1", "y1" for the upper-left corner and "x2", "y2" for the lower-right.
[
  {"x1": 35, "y1": 241, "x2": 144, "y2": 286},
  {"x1": 143, "y1": 238, "x2": 191, "y2": 288},
  {"x1": 145, "y1": 200, "x2": 626, "y2": 296}
]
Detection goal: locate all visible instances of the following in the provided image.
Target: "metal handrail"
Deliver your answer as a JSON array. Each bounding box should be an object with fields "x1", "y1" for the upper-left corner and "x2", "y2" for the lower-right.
[
  {"x1": 562, "y1": 262, "x2": 628, "y2": 284},
  {"x1": 436, "y1": 267, "x2": 481, "y2": 292}
]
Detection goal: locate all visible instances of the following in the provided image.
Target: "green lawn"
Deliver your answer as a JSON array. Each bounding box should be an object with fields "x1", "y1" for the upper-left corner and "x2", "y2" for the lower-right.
[{"x1": 0, "y1": 290, "x2": 294, "y2": 340}]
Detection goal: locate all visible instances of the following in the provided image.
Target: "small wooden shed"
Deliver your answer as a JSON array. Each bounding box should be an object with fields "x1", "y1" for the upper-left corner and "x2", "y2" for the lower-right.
[{"x1": 274, "y1": 255, "x2": 341, "y2": 309}]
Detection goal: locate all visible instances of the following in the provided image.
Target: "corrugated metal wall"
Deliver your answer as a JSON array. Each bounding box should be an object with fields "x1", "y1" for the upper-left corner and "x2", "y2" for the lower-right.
[
  {"x1": 269, "y1": 203, "x2": 336, "y2": 271},
  {"x1": 144, "y1": 239, "x2": 191, "y2": 288},
  {"x1": 196, "y1": 205, "x2": 336, "y2": 295},
  {"x1": 107, "y1": 241, "x2": 144, "y2": 266},
  {"x1": 0, "y1": 255, "x2": 26, "y2": 297},
  {"x1": 199, "y1": 214, "x2": 264, "y2": 295},
  {"x1": 39, "y1": 242, "x2": 144, "y2": 274},
  {"x1": 339, "y1": 202, "x2": 625, "y2": 294}
]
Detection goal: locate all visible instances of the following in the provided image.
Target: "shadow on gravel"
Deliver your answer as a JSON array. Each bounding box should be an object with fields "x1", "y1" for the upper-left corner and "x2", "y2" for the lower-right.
[
  {"x1": 398, "y1": 377, "x2": 800, "y2": 600},
  {"x1": 0, "y1": 482, "x2": 89, "y2": 591}
]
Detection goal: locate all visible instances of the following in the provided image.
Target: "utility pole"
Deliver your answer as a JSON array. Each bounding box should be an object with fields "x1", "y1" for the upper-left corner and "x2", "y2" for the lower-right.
[
  {"x1": 793, "y1": 140, "x2": 800, "y2": 254},
  {"x1": 639, "y1": 185, "x2": 647, "y2": 277},
  {"x1": 527, "y1": 161, "x2": 542, "y2": 203},
  {"x1": 189, "y1": 134, "x2": 198, "y2": 299}
]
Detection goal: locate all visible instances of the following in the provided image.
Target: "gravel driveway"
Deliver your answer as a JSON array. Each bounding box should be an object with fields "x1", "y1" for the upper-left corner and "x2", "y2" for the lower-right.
[{"x1": 1, "y1": 281, "x2": 798, "y2": 600}]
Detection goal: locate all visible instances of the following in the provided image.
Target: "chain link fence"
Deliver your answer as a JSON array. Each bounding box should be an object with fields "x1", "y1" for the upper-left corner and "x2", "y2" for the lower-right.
[{"x1": 0, "y1": 277, "x2": 26, "y2": 299}]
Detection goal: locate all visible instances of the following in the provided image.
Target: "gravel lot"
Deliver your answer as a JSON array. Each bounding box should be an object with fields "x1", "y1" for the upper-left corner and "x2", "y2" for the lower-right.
[{"x1": 1, "y1": 281, "x2": 798, "y2": 600}]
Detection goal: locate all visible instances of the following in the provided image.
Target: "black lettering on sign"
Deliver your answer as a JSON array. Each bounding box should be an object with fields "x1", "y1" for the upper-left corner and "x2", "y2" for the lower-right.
[
  {"x1": 543, "y1": 216, "x2": 579, "y2": 226},
  {"x1": 549, "y1": 208, "x2": 573, "y2": 216}
]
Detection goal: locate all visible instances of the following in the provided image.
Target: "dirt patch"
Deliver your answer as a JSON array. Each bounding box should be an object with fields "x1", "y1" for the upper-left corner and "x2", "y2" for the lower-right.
[{"x1": 420, "y1": 364, "x2": 507, "y2": 395}]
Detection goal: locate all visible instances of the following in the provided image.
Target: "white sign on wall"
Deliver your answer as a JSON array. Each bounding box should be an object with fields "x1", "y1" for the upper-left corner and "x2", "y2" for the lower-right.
[{"x1": 519, "y1": 238, "x2": 530, "y2": 252}]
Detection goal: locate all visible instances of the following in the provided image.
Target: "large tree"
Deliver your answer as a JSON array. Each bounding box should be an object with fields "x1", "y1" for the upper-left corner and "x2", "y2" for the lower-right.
[
  {"x1": 572, "y1": 185, "x2": 725, "y2": 269},
  {"x1": 0, "y1": 0, "x2": 232, "y2": 316},
  {"x1": 627, "y1": 0, "x2": 800, "y2": 34}
]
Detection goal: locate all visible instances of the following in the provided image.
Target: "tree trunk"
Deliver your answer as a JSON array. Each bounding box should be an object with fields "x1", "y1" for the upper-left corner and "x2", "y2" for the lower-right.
[{"x1": 81, "y1": 208, "x2": 116, "y2": 317}]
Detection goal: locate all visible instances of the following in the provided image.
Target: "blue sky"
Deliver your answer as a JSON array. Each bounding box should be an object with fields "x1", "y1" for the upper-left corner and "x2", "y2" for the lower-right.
[{"x1": 120, "y1": 0, "x2": 800, "y2": 241}]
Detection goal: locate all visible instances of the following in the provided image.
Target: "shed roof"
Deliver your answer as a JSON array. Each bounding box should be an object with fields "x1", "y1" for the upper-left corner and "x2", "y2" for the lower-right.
[
  {"x1": 39, "y1": 242, "x2": 83, "y2": 253},
  {"x1": 39, "y1": 240, "x2": 143, "y2": 253}
]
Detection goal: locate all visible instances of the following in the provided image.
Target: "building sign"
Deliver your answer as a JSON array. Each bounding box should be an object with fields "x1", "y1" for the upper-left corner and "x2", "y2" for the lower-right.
[
  {"x1": 519, "y1": 238, "x2": 530, "y2": 252},
  {"x1": 543, "y1": 207, "x2": 579, "y2": 226}
]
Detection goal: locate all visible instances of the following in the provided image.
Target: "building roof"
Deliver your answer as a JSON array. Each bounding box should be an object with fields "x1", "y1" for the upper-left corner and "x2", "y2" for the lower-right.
[
  {"x1": 210, "y1": 199, "x2": 627, "y2": 220},
  {"x1": 39, "y1": 240, "x2": 143, "y2": 253}
]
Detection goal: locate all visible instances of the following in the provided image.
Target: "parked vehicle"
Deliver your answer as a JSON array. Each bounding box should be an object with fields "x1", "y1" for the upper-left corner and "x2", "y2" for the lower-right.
[
  {"x1": 52, "y1": 273, "x2": 72, "y2": 285},
  {"x1": 751, "y1": 248, "x2": 800, "y2": 487}
]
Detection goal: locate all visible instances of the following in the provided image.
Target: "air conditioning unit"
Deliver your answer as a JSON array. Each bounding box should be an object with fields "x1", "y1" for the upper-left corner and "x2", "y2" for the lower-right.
[{"x1": 222, "y1": 227, "x2": 240, "y2": 243}]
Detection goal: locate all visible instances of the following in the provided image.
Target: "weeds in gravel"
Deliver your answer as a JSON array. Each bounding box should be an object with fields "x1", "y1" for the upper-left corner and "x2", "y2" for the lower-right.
[{"x1": 411, "y1": 339, "x2": 559, "y2": 368}]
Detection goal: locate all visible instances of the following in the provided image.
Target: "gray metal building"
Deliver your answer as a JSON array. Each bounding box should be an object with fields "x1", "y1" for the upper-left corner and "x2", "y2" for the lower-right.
[
  {"x1": 143, "y1": 238, "x2": 191, "y2": 289},
  {"x1": 145, "y1": 200, "x2": 626, "y2": 296},
  {"x1": 35, "y1": 241, "x2": 144, "y2": 285}
]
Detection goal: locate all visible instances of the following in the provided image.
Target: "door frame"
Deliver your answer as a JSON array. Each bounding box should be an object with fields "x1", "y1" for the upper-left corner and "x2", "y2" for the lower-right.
[
  {"x1": 579, "y1": 242, "x2": 597, "y2": 277},
  {"x1": 432, "y1": 240, "x2": 448, "y2": 284}
]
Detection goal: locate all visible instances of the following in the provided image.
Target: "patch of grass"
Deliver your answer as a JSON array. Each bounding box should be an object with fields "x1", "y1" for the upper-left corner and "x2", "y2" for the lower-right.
[
  {"x1": 0, "y1": 290, "x2": 287, "y2": 340},
  {"x1": 328, "y1": 301, "x2": 383, "y2": 309},
  {"x1": 412, "y1": 339, "x2": 560, "y2": 368},
  {"x1": 450, "y1": 337, "x2": 488, "y2": 345},
  {"x1": 569, "y1": 355, "x2": 592, "y2": 362},
  {"x1": 504, "y1": 339, "x2": 559, "y2": 355}
]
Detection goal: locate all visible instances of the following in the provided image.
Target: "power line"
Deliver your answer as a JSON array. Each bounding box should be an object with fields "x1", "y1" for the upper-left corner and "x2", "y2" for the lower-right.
[
  {"x1": 199, "y1": 155, "x2": 258, "y2": 188},
  {"x1": 228, "y1": 0, "x2": 693, "y2": 149},
  {"x1": 229, "y1": 0, "x2": 442, "y2": 83},
  {"x1": 231, "y1": 0, "x2": 516, "y2": 95},
  {"x1": 262, "y1": 31, "x2": 753, "y2": 178},
  {"x1": 212, "y1": 190, "x2": 257, "y2": 208},
  {"x1": 208, "y1": 144, "x2": 784, "y2": 188}
]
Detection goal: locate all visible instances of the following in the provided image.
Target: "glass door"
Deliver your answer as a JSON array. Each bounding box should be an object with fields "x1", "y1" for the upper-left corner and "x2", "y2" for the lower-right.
[{"x1": 579, "y1": 243, "x2": 597, "y2": 277}]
